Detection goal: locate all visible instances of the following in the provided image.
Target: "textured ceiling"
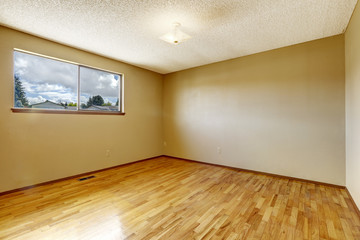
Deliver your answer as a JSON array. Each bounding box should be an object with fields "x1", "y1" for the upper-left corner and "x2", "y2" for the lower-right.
[{"x1": 0, "y1": 0, "x2": 358, "y2": 74}]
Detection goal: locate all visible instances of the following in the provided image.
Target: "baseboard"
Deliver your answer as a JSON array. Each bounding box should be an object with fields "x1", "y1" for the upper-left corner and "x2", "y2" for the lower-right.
[
  {"x1": 162, "y1": 155, "x2": 345, "y2": 189},
  {"x1": 0, "y1": 155, "x2": 163, "y2": 196},
  {"x1": 345, "y1": 187, "x2": 360, "y2": 219}
]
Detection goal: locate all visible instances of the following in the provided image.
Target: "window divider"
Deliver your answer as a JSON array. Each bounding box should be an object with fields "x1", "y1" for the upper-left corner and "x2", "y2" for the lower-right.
[{"x1": 77, "y1": 65, "x2": 80, "y2": 111}]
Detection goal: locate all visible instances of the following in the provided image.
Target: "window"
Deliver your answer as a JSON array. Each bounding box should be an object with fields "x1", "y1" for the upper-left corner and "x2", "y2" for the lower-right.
[
  {"x1": 13, "y1": 50, "x2": 123, "y2": 114},
  {"x1": 79, "y1": 66, "x2": 120, "y2": 111}
]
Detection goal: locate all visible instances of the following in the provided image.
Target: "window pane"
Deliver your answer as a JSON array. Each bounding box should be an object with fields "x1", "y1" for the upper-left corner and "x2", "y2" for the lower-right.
[
  {"x1": 14, "y1": 51, "x2": 78, "y2": 110},
  {"x1": 79, "y1": 66, "x2": 120, "y2": 111}
]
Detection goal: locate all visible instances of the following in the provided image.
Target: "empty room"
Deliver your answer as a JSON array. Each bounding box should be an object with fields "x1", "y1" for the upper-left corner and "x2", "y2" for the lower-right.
[{"x1": 1, "y1": 0, "x2": 360, "y2": 239}]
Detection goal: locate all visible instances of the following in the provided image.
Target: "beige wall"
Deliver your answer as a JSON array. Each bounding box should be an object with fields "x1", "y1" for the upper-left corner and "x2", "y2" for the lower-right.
[
  {"x1": 0, "y1": 26, "x2": 163, "y2": 193},
  {"x1": 0, "y1": 24, "x2": 349, "y2": 192},
  {"x1": 345, "y1": 1, "x2": 360, "y2": 209},
  {"x1": 163, "y1": 35, "x2": 346, "y2": 185}
]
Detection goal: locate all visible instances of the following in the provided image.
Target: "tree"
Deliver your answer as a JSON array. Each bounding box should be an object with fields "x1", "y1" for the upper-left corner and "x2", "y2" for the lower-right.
[
  {"x1": 60, "y1": 101, "x2": 68, "y2": 107},
  {"x1": 102, "y1": 102, "x2": 112, "y2": 106},
  {"x1": 115, "y1": 98, "x2": 119, "y2": 106},
  {"x1": 86, "y1": 97, "x2": 92, "y2": 107},
  {"x1": 14, "y1": 75, "x2": 28, "y2": 107},
  {"x1": 15, "y1": 100, "x2": 23, "y2": 108},
  {"x1": 87, "y1": 95, "x2": 104, "y2": 107}
]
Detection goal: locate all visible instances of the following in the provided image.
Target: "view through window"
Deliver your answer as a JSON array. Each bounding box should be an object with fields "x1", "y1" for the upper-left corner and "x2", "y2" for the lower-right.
[{"x1": 13, "y1": 50, "x2": 122, "y2": 112}]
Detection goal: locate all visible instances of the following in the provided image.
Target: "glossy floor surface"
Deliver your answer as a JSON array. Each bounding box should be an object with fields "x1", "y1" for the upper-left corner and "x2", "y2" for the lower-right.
[{"x1": 0, "y1": 157, "x2": 359, "y2": 240}]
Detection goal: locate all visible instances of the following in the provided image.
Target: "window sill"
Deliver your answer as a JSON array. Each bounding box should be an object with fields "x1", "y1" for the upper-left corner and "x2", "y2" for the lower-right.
[{"x1": 11, "y1": 108, "x2": 125, "y2": 115}]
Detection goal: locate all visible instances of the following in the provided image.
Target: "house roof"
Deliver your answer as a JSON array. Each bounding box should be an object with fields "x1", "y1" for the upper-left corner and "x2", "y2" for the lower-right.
[
  {"x1": 30, "y1": 100, "x2": 63, "y2": 107},
  {"x1": 87, "y1": 105, "x2": 119, "y2": 111}
]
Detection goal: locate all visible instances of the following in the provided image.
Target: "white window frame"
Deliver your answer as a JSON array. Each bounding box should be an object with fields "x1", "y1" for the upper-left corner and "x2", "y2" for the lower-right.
[{"x1": 12, "y1": 49, "x2": 125, "y2": 115}]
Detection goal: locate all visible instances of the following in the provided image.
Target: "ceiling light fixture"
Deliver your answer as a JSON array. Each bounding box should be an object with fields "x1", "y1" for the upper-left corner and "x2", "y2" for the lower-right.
[{"x1": 160, "y1": 22, "x2": 191, "y2": 45}]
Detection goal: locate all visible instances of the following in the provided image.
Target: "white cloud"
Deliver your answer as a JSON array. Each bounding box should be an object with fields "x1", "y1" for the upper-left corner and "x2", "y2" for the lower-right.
[
  {"x1": 103, "y1": 97, "x2": 116, "y2": 105},
  {"x1": 39, "y1": 91, "x2": 77, "y2": 103},
  {"x1": 80, "y1": 67, "x2": 119, "y2": 98},
  {"x1": 21, "y1": 80, "x2": 36, "y2": 93},
  {"x1": 80, "y1": 95, "x2": 88, "y2": 102},
  {"x1": 111, "y1": 76, "x2": 119, "y2": 88},
  {"x1": 14, "y1": 51, "x2": 77, "y2": 91},
  {"x1": 14, "y1": 56, "x2": 28, "y2": 69},
  {"x1": 35, "y1": 83, "x2": 68, "y2": 92},
  {"x1": 28, "y1": 96, "x2": 47, "y2": 105}
]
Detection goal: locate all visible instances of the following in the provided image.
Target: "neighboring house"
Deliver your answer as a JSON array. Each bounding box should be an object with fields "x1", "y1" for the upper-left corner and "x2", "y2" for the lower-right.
[
  {"x1": 31, "y1": 100, "x2": 65, "y2": 109},
  {"x1": 86, "y1": 105, "x2": 119, "y2": 111},
  {"x1": 67, "y1": 106, "x2": 77, "y2": 111},
  {"x1": 31, "y1": 101, "x2": 118, "y2": 111}
]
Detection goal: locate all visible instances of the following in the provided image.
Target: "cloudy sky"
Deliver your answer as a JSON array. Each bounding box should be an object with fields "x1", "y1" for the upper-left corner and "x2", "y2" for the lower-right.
[
  {"x1": 80, "y1": 66, "x2": 120, "y2": 106},
  {"x1": 14, "y1": 51, "x2": 120, "y2": 105}
]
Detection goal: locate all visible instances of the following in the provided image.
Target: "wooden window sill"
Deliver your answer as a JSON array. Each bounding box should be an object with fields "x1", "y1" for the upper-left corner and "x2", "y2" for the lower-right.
[{"x1": 11, "y1": 108, "x2": 125, "y2": 115}]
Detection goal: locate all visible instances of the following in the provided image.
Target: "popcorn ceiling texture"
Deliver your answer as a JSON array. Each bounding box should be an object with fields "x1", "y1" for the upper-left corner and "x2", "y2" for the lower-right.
[{"x1": 0, "y1": 0, "x2": 357, "y2": 74}]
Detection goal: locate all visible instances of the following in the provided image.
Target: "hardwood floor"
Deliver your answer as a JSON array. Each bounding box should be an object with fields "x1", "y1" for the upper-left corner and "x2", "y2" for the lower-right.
[{"x1": 0, "y1": 156, "x2": 359, "y2": 240}]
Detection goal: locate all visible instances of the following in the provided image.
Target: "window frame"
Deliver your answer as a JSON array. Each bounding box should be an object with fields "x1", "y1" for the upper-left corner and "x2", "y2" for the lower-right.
[{"x1": 11, "y1": 49, "x2": 125, "y2": 115}]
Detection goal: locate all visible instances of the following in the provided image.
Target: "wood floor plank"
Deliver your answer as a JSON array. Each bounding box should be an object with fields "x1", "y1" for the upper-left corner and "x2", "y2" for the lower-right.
[{"x1": 0, "y1": 156, "x2": 359, "y2": 240}]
